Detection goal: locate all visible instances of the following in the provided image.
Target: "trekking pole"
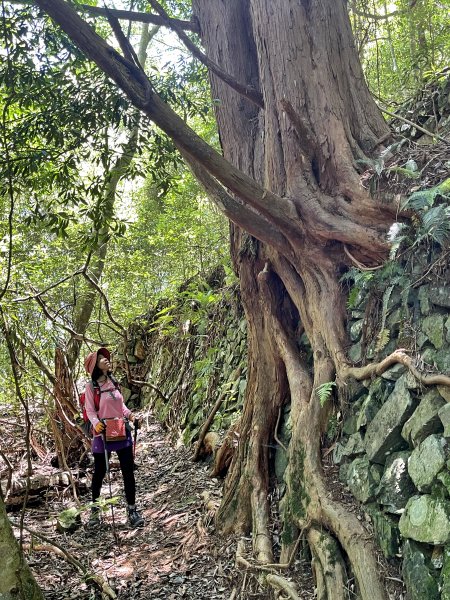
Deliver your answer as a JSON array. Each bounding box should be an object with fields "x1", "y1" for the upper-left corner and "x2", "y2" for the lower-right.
[
  {"x1": 102, "y1": 421, "x2": 119, "y2": 544},
  {"x1": 133, "y1": 417, "x2": 139, "y2": 467}
]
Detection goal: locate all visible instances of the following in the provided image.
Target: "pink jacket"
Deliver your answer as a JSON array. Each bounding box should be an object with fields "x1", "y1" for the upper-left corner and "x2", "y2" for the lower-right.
[{"x1": 85, "y1": 378, "x2": 131, "y2": 437}]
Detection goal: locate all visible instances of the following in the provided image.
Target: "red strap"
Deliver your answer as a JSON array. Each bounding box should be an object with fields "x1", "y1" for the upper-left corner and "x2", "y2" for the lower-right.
[{"x1": 93, "y1": 387, "x2": 101, "y2": 412}]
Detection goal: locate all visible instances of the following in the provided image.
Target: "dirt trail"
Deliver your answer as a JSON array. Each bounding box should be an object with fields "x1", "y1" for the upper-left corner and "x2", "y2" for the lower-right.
[{"x1": 19, "y1": 416, "x2": 274, "y2": 600}]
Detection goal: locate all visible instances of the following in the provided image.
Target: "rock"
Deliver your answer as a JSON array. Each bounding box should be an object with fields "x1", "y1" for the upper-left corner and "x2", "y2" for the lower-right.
[
  {"x1": 381, "y1": 363, "x2": 407, "y2": 381},
  {"x1": 421, "y1": 314, "x2": 445, "y2": 349},
  {"x1": 341, "y1": 432, "x2": 365, "y2": 458},
  {"x1": 350, "y1": 319, "x2": 363, "y2": 341},
  {"x1": 377, "y1": 451, "x2": 415, "y2": 514},
  {"x1": 339, "y1": 462, "x2": 351, "y2": 484},
  {"x1": 355, "y1": 387, "x2": 383, "y2": 430},
  {"x1": 439, "y1": 404, "x2": 450, "y2": 437},
  {"x1": 441, "y1": 545, "x2": 450, "y2": 599},
  {"x1": 402, "y1": 389, "x2": 446, "y2": 446},
  {"x1": 332, "y1": 442, "x2": 346, "y2": 465},
  {"x1": 418, "y1": 285, "x2": 430, "y2": 316},
  {"x1": 437, "y1": 471, "x2": 450, "y2": 496},
  {"x1": 408, "y1": 434, "x2": 447, "y2": 490},
  {"x1": 439, "y1": 385, "x2": 450, "y2": 403},
  {"x1": 386, "y1": 307, "x2": 403, "y2": 329},
  {"x1": 429, "y1": 285, "x2": 450, "y2": 309},
  {"x1": 343, "y1": 398, "x2": 364, "y2": 435},
  {"x1": 365, "y1": 375, "x2": 417, "y2": 464},
  {"x1": 364, "y1": 504, "x2": 400, "y2": 558},
  {"x1": 422, "y1": 347, "x2": 450, "y2": 375},
  {"x1": 346, "y1": 457, "x2": 383, "y2": 503},
  {"x1": 348, "y1": 342, "x2": 362, "y2": 364},
  {"x1": 402, "y1": 539, "x2": 439, "y2": 599},
  {"x1": 399, "y1": 495, "x2": 450, "y2": 544},
  {"x1": 446, "y1": 317, "x2": 450, "y2": 344}
]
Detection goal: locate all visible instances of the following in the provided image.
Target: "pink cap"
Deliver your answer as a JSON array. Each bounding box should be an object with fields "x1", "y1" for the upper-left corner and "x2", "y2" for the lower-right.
[{"x1": 84, "y1": 347, "x2": 111, "y2": 375}]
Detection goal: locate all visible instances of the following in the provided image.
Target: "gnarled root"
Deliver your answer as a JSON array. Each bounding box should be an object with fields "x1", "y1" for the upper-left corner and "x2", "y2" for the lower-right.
[
  {"x1": 307, "y1": 527, "x2": 348, "y2": 600},
  {"x1": 343, "y1": 348, "x2": 450, "y2": 388},
  {"x1": 266, "y1": 573, "x2": 302, "y2": 599}
]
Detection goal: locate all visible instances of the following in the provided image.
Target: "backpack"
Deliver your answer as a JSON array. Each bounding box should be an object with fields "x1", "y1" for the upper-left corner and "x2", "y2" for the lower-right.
[
  {"x1": 79, "y1": 381, "x2": 101, "y2": 425},
  {"x1": 79, "y1": 376, "x2": 120, "y2": 433}
]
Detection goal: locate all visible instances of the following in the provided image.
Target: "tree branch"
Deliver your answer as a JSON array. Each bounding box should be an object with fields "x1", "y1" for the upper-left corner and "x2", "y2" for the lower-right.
[
  {"x1": 12, "y1": 1, "x2": 199, "y2": 32},
  {"x1": 380, "y1": 106, "x2": 450, "y2": 145},
  {"x1": 79, "y1": 3, "x2": 199, "y2": 34},
  {"x1": 183, "y1": 152, "x2": 292, "y2": 253},
  {"x1": 33, "y1": 0, "x2": 294, "y2": 233},
  {"x1": 147, "y1": 0, "x2": 264, "y2": 108}
]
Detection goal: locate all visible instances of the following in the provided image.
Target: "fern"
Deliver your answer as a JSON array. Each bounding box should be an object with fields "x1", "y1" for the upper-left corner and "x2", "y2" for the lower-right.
[
  {"x1": 403, "y1": 177, "x2": 450, "y2": 211},
  {"x1": 375, "y1": 328, "x2": 390, "y2": 352},
  {"x1": 341, "y1": 268, "x2": 374, "y2": 309},
  {"x1": 316, "y1": 381, "x2": 336, "y2": 406},
  {"x1": 417, "y1": 205, "x2": 450, "y2": 246}
]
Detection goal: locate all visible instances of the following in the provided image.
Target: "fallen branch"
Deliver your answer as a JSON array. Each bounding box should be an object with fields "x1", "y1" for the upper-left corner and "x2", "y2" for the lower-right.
[
  {"x1": 131, "y1": 379, "x2": 168, "y2": 402},
  {"x1": 193, "y1": 391, "x2": 228, "y2": 461},
  {"x1": 380, "y1": 106, "x2": 450, "y2": 145},
  {"x1": 12, "y1": 522, "x2": 117, "y2": 599}
]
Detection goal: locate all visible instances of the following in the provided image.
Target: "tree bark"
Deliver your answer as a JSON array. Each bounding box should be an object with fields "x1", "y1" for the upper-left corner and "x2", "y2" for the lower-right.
[
  {"x1": 0, "y1": 496, "x2": 44, "y2": 600},
  {"x1": 191, "y1": 1, "x2": 391, "y2": 598}
]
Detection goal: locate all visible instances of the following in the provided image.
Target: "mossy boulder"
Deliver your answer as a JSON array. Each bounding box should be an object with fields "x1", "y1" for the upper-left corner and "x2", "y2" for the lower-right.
[
  {"x1": 364, "y1": 504, "x2": 400, "y2": 558},
  {"x1": 399, "y1": 495, "x2": 450, "y2": 544},
  {"x1": 408, "y1": 434, "x2": 447, "y2": 491},
  {"x1": 377, "y1": 451, "x2": 415, "y2": 514},
  {"x1": 422, "y1": 314, "x2": 445, "y2": 349},
  {"x1": 365, "y1": 375, "x2": 417, "y2": 464},
  {"x1": 402, "y1": 389, "x2": 446, "y2": 447},
  {"x1": 429, "y1": 285, "x2": 450, "y2": 309},
  {"x1": 346, "y1": 457, "x2": 383, "y2": 504},
  {"x1": 402, "y1": 540, "x2": 439, "y2": 600},
  {"x1": 441, "y1": 545, "x2": 450, "y2": 599}
]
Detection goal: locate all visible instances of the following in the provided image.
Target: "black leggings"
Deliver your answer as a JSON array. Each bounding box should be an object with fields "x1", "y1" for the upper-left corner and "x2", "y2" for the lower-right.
[{"x1": 92, "y1": 445, "x2": 135, "y2": 506}]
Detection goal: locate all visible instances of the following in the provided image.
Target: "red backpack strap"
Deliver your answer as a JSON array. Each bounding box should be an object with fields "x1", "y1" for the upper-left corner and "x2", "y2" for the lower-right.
[{"x1": 92, "y1": 381, "x2": 101, "y2": 412}]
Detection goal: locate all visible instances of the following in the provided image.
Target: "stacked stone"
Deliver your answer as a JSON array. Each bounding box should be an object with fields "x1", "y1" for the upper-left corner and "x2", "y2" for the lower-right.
[{"x1": 336, "y1": 278, "x2": 450, "y2": 599}]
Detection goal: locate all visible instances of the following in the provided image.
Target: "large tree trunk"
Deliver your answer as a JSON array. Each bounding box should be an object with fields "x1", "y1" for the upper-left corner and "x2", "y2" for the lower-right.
[
  {"x1": 191, "y1": 1, "x2": 392, "y2": 597},
  {"x1": 0, "y1": 497, "x2": 44, "y2": 600}
]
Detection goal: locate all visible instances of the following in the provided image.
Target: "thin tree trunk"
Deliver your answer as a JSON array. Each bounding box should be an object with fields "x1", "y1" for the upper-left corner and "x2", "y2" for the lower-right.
[{"x1": 0, "y1": 496, "x2": 44, "y2": 600}]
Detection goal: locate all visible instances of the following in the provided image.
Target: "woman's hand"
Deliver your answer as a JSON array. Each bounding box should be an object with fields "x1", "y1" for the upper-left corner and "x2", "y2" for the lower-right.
[
  {"x1": 94, "y1": 421, "x2": 105, "y2": 434},
  {"x1": 128, "y1": 413, "x2": 135, "y2": 423}
]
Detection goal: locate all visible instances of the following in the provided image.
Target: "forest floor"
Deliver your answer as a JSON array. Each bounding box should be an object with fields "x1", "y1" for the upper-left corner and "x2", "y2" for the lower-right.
[{"x1": 12, "y1": 415, "x2": 314, "y2": 600}]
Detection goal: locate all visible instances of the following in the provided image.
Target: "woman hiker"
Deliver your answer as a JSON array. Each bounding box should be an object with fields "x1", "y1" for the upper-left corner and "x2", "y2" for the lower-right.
[{"x1": 84, "y1": 347, "x2": 144, "y2": 528}]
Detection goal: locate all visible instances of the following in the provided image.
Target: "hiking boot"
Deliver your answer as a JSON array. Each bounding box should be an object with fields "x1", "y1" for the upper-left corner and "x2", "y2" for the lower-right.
[
  {"x1": 128, "y1": 507, "x2": 144, "y2": 528},
  {"x1": 87, "y1": 507, "x2": 101, "y2": 528}
]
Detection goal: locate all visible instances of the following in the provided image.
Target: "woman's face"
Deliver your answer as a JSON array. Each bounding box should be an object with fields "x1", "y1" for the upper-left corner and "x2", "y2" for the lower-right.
[{"x1": 97, "y1": 354, "x2": 111, "y2": 372}]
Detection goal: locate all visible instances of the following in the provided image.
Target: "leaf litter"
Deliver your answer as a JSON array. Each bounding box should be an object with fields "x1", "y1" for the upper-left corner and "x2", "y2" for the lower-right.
[{"x1": 14, "y1": 416, "x2": 273, "y2": 599}]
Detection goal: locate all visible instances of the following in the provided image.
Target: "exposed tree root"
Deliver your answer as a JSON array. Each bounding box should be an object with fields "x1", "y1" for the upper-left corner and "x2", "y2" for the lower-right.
[
  {"x1": 266, "y1": 573, "x2": 302, "y2": 599},
  {"x1": 343, "y1": 348, "x2": 450, "y2": 387},
  {"x1": 307, "y1": 527, "x2": 348, "y2": 600}
]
